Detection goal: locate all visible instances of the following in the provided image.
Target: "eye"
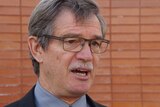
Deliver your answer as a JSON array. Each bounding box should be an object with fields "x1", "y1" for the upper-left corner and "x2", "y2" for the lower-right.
[
  {"x1": 91, "y1": 40, "x2": 101, "y2": 47},
  {"x1": 64, "y1": 38, "x2": 80, "y2": 44},
  {"x1": 63, "y1": 37, "x2": 82, "y2": 51}
]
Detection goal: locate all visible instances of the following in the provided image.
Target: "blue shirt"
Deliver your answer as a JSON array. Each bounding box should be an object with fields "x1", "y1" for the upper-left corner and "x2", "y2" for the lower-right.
[{"x1": 34, "y1": 81, "x2": 89, "y2": 107}]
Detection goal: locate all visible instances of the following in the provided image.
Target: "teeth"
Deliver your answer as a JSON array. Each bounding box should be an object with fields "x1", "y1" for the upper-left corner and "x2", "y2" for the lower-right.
[{"x1": 76, "y1": 72, "x2": 86, "y2": 76}]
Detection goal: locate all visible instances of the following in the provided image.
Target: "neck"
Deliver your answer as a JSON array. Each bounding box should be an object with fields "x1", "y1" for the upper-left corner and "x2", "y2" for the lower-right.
[{"x1": 38, "y1": 79, "x2": 84, "y2": 104}]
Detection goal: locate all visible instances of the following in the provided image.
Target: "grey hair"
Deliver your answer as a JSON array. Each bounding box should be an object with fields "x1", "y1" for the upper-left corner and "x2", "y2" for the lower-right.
[{"x1": 28, "y1": 0, "x2": 107, "y2": 76}]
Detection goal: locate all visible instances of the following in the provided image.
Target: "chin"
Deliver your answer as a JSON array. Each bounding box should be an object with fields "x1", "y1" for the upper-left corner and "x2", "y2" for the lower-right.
[
  {"x1": 70, "y1": 85, "x2": 90, "y2": 96},
  {"x1": 70, "y1": 90, "x2": 88, "y2": 97}
]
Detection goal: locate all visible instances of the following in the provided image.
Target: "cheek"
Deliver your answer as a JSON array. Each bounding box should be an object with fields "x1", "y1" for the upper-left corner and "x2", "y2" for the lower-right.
[{"x1": 56, "y1": 52, "x2": 75, "y2": 69}]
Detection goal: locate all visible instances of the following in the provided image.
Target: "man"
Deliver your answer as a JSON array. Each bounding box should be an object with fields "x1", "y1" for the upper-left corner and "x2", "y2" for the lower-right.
[{"x1": 6, "y1": 0, "x2": 110, "y2": 107}]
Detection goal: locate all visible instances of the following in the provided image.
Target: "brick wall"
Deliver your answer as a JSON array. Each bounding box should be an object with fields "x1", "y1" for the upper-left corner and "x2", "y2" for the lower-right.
[{"x1": 0, "y1": 0, "x2": 160, "y2": 107}]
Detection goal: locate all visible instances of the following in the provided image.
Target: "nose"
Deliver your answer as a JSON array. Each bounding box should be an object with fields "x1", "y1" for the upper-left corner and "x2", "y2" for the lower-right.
[{"x1": 76, "y1": 42, "x2": 93, "y2": 61}]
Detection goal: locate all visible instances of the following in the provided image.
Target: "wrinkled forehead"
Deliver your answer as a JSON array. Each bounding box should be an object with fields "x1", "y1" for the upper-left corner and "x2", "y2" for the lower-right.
[
  {"x1": 53, "y1": 9, "x2": 102, "y2": 36},
  {"x1": 54, "y1": 9, "x2": 101, "y2": 30}
]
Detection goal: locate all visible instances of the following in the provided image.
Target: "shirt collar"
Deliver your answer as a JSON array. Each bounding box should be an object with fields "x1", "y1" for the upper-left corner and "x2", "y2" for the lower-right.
[{"x1": 34, "y1": 81, "x2": 88, "y2": 107}]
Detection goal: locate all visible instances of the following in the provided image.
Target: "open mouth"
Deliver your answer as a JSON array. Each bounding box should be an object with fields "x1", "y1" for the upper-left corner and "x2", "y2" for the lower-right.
[{"x1": 71, "y1": 68, "x2": 90, "y2": 77}]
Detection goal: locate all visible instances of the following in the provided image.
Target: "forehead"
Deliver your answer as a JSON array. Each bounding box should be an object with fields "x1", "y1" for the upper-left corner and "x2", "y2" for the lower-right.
[{"x1": 54, "y1": 9, "x2": 101, "y2": 36}]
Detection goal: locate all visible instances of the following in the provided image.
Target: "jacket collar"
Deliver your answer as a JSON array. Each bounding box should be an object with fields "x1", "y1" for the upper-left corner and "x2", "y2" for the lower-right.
[
  {"x1": 17, "y1": 86, "x2": 106, "y2": 107},
  {"x1": 18, "y1": 86, "x2": 36, "y2": 107}
]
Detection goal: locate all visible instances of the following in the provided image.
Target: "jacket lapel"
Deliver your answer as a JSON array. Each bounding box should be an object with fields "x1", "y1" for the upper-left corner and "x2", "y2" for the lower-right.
[
  {"x1": 18, "y1": 86, "x2": 36, "y2": 107},
  {"x1": 8, "y1": 85, "x2": 106, "y2": 107},
  {"x1": 86, "y1": 95, "x2": 106, "y2": 107}
]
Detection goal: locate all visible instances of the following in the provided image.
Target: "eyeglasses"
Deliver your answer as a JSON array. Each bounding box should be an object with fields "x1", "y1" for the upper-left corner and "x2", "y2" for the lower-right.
[{"x1": 43, "y1": 35, "x2": 110, "y2": 54}]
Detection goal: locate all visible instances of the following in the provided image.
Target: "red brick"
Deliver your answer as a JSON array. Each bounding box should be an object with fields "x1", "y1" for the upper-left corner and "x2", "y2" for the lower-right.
[
  {"x1": 112, "y1": 67, "x2": 141, "y2": 75},
  {"x1": 0, "y1": 33, "x2": 20, "y2": 42},
  {"x1": 0, "y1": 76, "x2": 21, "y2": 84},
  {"x1": 89, "y1": 93, "x2": 111, "y2": 101},
  {"x1": 22, "y1": 84, "x2": 35, "y2": 94},
  {"x1": 141, "y1": 42, "x2": 160, "y2": 50},
  {"x1": 22, "y1": 16, "x2": 29, "y2": 24},
  {"x1": 96, "y1": 67, "x2": 111, "y2": 76},
  {"x1": 22, "y1": 7, "x2": 34, "y2": 16},
  {"x1": 112, "y1": 51, "x2": 140, "y2": 58},
  {"x1": 0, "y1": 94, "x2": 21, "y2": 104},
  {"x1": 0, "y1": 86, "x2": 21, "y2": 95},
  {"x1": 141, "y1": 8, "x2": 160, "y2": 16},
  {"x1": 22, "y1": 50, "x2": 30, "y2": 59},
  {"x1": 0, "y1": 25, "x2": 20, "y2": 33},
  {"x1": 113, "y1": 102, "x2": 142, "y2": 107},
  {"x1": 111, "y1": 0, "x2": 140, "y2": 8},
  {"x1": 143, "y1": 93, "x2": 160, "y2": 101},
  {"x1": 0, "y1": 42, "x2": 20, "y2": 50},
  {"x1": 143, "y1": 102, "x2": 160, "y2": 107},
  {"x1": 22, "y1": 68, "x2": 35, "y2": 76},
  {"x1": 0, "y1": 103, "x2": 6, "y2": 107},
  {"x1": 100, "y1": 102, "x2": 110, "y2": 107},
  {"x1": 0, "y1": 60, "x2": 21, "y2": 69},
  {"x1": 22, "y1": 34, "x2": 28, "y2": 42},
  {"x1": 22, "y1": 25, "x2": 28, "y2": 33},
  {"x1": 100, "y1": 8, "x2": 110, "y2": 16},
  {"x1": 104, "y1": 17, "x2": 110, "y2": 25},
  {"x1": 0, "y1": 51, "x2": 21, "y2": 59},
  {"x1": 112, "y1": 59, "x2": 140, "y2": 67},
  {"x1": 143, "y1": 85, "x2": 160, "y2": 93},
  {"x1": 0, "y1": 16, "x2": 20, "y2": 24},
  {"x1": 0, "y1": 7, "x2": 20, "y2": 15},
  {"x1": 22, "y1": 42, "x2": 28, "y2": 50},
  {"x1": 99, "y1": 51, "x2": 110, "y2": 59},
  {"x1": 141, "y1": 25, "x2": 160, "y2": 33},
  {"x1": 0, "y1": 0, "x2": 20, "y2": 6},
  {"x1": 98, "y1": 59, "x2": 110, "y2": 67},
  {"x1": 141, "y1": 51, "x2": 160, "y2": 58},
  {"x1": 97, "y1": 0, "x2": 110, "y2": 8},
  {"x1": 141, "y1": 16, "x2": 160, "y2": 24},
  {"x1": 141, "y1": 0, "x2": 160, "y2": 7},
  {"x1": 106, "y1": 26, "x2": 111, "y2": 34},
  {"x1": 142, "y1": 76, "x2": 160, "y2": 84},
  {"x1": 22, "y1": 59, "x2": 32, "y2": 69},
  {"x1": 21, "y1": 0, "x2": 39, "y2": 7},
  {"x1": 112, "y1": 42, "x2": 139, "y2": 50},
  {"x1": 94, "y1": 75, "x2": 111, "y2": 84},
  {"x1": 141, "y1": 67, "x2": 160, "y2": 75},
  {"x1": 113, "y1": 84, "x2": 141, "y2": 93},
  {"x1": 112, "y1": 34, "x2": 139, "y2": 42},
  {"x1": 113, "y1": 93, "x2": 141, "y2": 101},
  {"x1": 112, "y1": 25, "x2": 139, "y2": 33},
  {"x1": 141, "y1": 34, "x2": 160, "y2": 42},
  {"x1": 90, "y1": 84, "x2": 111, "y2": 93},
  {"x1": 22, "y1": 75, "x2": 36, "y2": 85},
  {"x1": 112, "y1": 8, "x2": 139, "y2": 16},
  {"x1": 112, "y1": 75, "x2": 141, "y2": 84},
  {"x1": 112, "y1": 16, "x2": 139, "y2": 25},
  {"x1": 141, "y1": 59, "x2": 160, "y2": 67},
  {"x1": 0, "y1": 69, "x2": 21, "y2": 76}
]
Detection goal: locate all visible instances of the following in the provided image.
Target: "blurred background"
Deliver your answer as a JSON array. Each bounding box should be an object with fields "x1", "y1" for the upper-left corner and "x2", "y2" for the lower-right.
[{"x1": 0, "y1": 0, "x2": 160, "y2": 107}]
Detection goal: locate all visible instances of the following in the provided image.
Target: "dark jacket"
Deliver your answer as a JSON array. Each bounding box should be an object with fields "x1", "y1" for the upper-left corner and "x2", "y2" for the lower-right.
[{"x1": 5, "y1": 86, "x2": 106, "y2": 107}]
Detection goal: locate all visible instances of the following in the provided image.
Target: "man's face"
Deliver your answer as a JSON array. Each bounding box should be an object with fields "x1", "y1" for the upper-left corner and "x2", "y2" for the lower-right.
[{"x1": 39, "y1": 10, "x2": 103, "y2": 98}]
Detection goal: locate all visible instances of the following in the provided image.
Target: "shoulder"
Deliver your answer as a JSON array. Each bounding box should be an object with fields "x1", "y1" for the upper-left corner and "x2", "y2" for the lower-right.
[
  {"x1": 86, "y1": 95, "x2": 107, "y2": 107},
  {"x1": 4, "y1": 86, "x2": 36, "y2": 107},
  {"x1": 5, "y1": 101, "x2": 20, "y2": 107}
]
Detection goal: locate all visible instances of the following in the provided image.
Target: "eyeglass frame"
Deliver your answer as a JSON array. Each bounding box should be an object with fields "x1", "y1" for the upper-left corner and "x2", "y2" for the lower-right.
[{"x1": 39, "y1": 34, "x2": 110, "y2": 54}]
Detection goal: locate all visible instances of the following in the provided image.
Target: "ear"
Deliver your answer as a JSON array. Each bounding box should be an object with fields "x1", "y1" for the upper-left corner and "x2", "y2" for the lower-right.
[{"x1": 28, "y1": 36, "x2": 44, "y2": 63}]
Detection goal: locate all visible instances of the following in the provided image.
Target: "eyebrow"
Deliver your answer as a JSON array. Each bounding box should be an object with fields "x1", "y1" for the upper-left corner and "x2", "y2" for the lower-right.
[
  {"x1": 61, "y1": 33, "x2": 81, "y2": 37},
  {"x1": 94, "y1": 35, "x2": 104, "y2": 39},
  {"x1": 61, "y1": 33, "x2": 103, "y2": 39}
]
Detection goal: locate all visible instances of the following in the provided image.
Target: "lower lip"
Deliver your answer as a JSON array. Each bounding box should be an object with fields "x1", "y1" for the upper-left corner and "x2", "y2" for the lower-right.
[{"x1": 71, "y1": 72, "x2": 89, "y2": 81}]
